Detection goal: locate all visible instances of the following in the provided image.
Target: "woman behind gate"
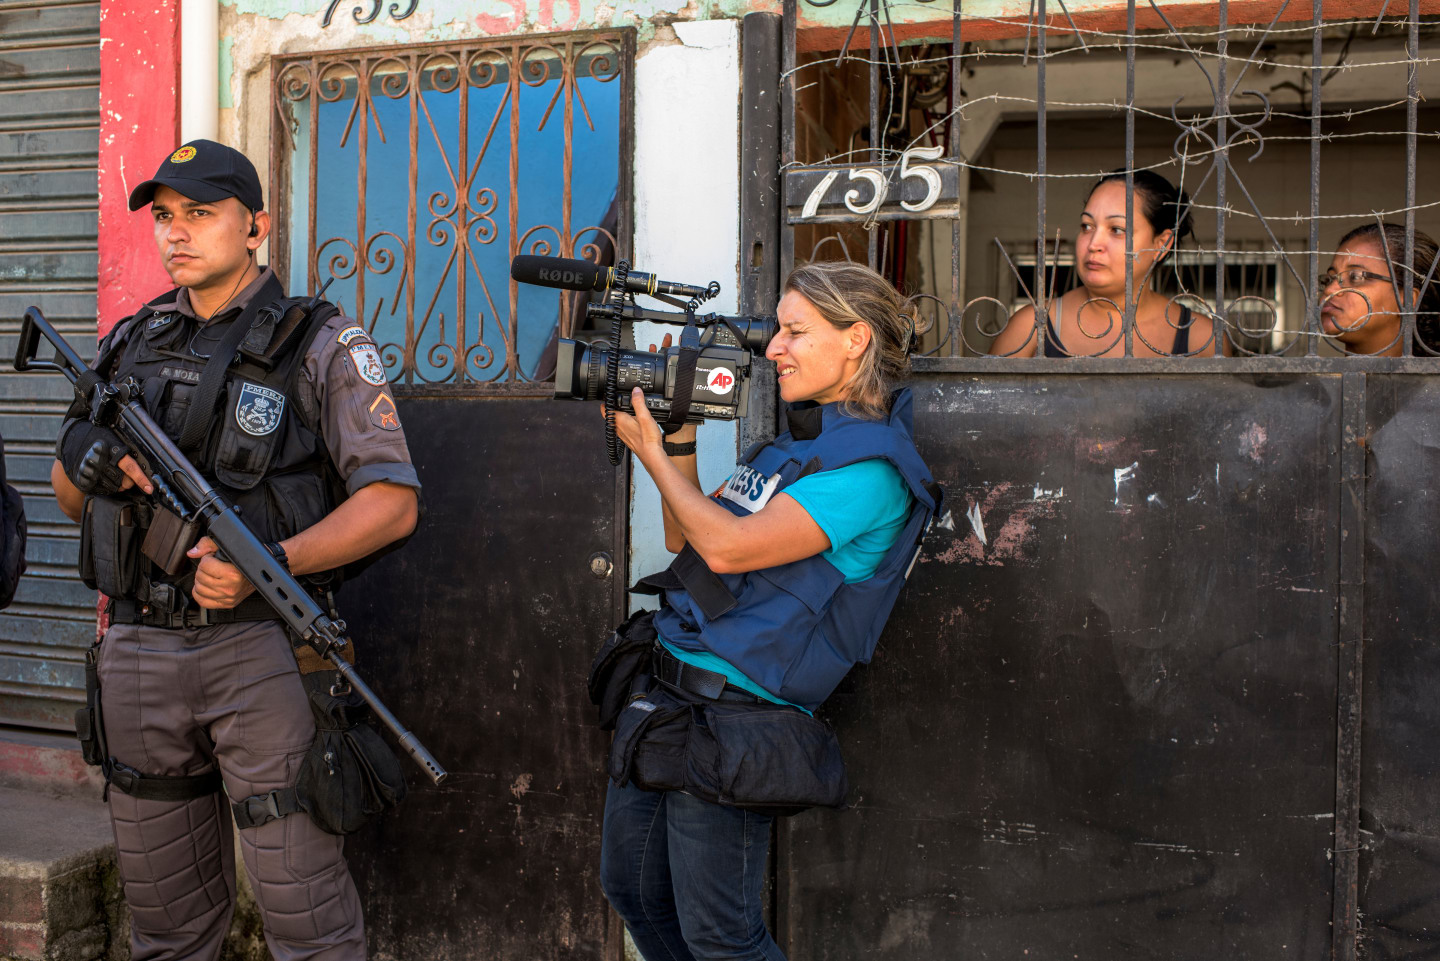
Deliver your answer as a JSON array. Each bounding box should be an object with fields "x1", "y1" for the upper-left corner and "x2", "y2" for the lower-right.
[
  {"x1": 992, "y1": 169, "x2": 1218, "y2": 358},
  {"x1": 596, "y1": 261, "x2": 942, "y2": 960},
  {"x1": 1318, "y1": 222, "x2": 1440, "y2": 355}
]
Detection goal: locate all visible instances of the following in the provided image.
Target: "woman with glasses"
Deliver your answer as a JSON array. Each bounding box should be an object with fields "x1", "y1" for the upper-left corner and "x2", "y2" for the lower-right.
[
  {"x1": 992, "y1": 169, "x2": 1217, "y2": 357},
  {"x1": 1319, "y1": 222, "x2": 1440, "y2": 355}
]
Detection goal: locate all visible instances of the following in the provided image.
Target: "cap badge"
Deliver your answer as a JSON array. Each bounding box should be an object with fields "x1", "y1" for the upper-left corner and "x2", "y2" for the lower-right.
[{"x1": 169, "y1": 146, "x2": 198, "y2": 164}]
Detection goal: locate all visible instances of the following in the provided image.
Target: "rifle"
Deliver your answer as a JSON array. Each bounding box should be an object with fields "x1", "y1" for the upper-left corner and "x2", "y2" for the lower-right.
[{"x1": 17, "y1": 307, "x2": 447, "y2": 786}]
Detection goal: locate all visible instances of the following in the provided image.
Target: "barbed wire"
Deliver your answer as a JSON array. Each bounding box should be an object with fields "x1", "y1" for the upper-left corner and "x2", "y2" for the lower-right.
[
  {"x1": 791, "y1": 7, "x2": 1434, "y2": 44},
  {"x1": 784, "y1": 41, "x2": 1438, "y2": 77}
]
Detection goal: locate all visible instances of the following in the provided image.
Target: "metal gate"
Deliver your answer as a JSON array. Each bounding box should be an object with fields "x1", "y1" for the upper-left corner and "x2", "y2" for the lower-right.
[
  {"x1": 0, "y1": 0, "x2": 103, "y2": 730},
  {"x1": 762, "y1": 0, "x2": 1440, "y2": 956},
  {"x1": 269, "y1": 31, "x2": 633, "y2": 960}
]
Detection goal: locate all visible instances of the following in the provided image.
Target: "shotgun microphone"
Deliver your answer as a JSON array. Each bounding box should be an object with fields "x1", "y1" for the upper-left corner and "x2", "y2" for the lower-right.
[{"x1": 510, "y1": 255, "x2": 712, "y2": 300}]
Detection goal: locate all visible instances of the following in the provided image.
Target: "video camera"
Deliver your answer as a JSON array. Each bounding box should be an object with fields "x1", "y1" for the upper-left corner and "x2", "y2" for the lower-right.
[{"x1": 510, "y1": 255, "x2": 776, "y2": 464}]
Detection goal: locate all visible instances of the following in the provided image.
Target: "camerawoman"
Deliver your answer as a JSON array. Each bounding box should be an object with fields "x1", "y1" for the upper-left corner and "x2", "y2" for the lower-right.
[{"x1": 593, "y1": 261, "x2": 944, "y2": 960}]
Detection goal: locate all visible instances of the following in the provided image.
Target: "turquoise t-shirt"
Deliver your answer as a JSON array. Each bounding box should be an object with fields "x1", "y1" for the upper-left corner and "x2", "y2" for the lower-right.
[{"x1": 660, "y1": 458, "x2": 914, "y2": 711}]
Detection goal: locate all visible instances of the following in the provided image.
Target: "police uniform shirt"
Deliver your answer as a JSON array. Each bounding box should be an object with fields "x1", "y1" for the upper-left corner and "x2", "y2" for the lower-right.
[{"x1": 154, "y1": 267, "x2": 421, "y2": 496}]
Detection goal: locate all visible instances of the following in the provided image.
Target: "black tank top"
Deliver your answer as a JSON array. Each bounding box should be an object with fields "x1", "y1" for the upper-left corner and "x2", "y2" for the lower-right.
[{"x1": 1043, "y1": 305, "x2": 1194, "y2": 357}]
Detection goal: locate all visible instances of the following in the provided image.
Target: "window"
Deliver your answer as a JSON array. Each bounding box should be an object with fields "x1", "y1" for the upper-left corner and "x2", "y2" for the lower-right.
[{"x1": 270, "y1": 31, "x2": 631, "y2": 386}]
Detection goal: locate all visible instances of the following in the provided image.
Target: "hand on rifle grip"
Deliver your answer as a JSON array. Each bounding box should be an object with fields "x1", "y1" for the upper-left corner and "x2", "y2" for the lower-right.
[{"x1": 77, "y1": 440, "x2": 106, "y2": 492}]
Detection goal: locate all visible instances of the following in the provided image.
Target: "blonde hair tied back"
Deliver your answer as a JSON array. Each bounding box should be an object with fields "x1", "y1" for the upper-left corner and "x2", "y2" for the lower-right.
[{"x1": 782, "y1": 260, "x2": 916, "y2": 420}]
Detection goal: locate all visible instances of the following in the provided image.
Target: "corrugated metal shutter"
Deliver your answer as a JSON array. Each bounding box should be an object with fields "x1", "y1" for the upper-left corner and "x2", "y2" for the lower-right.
[{"x1": 0, "y1": 0, "x2": 101, "y2": 730}]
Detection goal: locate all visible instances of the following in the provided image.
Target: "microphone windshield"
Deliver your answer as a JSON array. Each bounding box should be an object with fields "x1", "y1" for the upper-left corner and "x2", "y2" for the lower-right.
[{"x1": 510, "y1": 255, "x2": 604, "y2": 291}]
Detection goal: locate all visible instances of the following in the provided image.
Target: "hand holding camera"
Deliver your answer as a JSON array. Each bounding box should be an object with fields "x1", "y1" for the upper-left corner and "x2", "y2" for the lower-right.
[{"x1": 511, "y1": 255, "x2": 773, "y2": 465}]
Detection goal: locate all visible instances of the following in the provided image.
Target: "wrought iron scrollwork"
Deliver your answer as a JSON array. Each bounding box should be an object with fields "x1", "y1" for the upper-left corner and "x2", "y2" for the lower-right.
[{"x1": 272, "y1": 32, "x2": 629, "y2": 387}]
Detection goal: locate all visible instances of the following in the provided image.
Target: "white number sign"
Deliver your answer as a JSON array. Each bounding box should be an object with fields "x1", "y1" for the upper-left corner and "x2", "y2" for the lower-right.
[{"x1": 800, "y1": 145, "x2": 946, "y2": 219}]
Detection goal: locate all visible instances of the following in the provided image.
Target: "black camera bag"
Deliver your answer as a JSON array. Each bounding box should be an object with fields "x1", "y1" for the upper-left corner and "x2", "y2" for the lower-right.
[
  {"x1": 588, "y1": 609, "x2": 658, "y2": 730},
  {"x1": 607, "y1": 682, "x2": 848, "y2": 817}
]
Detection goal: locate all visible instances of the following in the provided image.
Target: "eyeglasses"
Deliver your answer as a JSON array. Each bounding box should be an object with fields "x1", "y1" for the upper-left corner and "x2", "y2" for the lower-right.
[{"x1": 1317, "y1": 268, "x2": 1392, "y2": 293}]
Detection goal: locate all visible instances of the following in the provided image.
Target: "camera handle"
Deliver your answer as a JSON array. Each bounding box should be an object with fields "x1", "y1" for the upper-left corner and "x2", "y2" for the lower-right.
[{"x1": 661, "y1": 311, "x2": 703, "y2": 437}]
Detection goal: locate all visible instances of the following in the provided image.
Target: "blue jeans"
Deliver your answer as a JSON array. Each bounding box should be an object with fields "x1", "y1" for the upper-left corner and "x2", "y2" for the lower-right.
[{"x1": 600, "y1": 780, "x2": 787, "y2": 961}]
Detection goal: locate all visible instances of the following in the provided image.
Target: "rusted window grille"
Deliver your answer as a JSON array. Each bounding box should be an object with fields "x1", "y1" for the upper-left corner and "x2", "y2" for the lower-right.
[
  {"x1": 270, "y1": 30, "x2": 632, "y2": 389},
  {"x1": 781, "y1": 0, "x2": 1438, "y2": 367}
]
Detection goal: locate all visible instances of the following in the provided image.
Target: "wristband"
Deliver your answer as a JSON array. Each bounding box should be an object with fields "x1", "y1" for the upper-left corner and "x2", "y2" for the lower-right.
[
  {"x1": 662, "y1": 439, "x2": 697, "y2": 457},
  {"x1": 266, "y1": 541, "x2": 290, "y2": 570}
]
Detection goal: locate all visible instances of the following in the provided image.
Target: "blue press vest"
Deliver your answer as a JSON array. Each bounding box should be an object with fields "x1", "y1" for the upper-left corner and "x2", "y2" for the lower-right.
[{"x1": 643, "y1": 389, "x2": 942, "y2": 711}]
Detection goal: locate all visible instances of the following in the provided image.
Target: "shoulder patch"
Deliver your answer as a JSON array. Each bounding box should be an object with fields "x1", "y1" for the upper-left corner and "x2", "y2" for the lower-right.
[
  {"x1": 337, "y1": 325, "x2": 368, "y2": 346},
  {"x1": 348, "y1": 343, "x2": 388, "y2": 386},
  {"x1": 368, "y1": 392, "x2": 401, "y2": 431}
]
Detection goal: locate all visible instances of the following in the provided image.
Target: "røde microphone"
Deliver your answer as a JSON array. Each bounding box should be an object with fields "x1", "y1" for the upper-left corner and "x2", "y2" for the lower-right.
[{"x1": 510, "y1": 255, "x2": 712, "y2": 300}]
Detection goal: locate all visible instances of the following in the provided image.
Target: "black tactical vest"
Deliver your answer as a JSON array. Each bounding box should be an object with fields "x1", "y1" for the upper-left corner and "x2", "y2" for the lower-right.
[{"x1": 85, "y1": 275, "x2": 344, "y2": 602}]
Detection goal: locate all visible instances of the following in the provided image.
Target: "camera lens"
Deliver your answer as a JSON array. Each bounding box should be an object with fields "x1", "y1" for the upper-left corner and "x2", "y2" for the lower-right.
[{"x1": 554, "y1": 339, "x2": 668, "y2": 405}]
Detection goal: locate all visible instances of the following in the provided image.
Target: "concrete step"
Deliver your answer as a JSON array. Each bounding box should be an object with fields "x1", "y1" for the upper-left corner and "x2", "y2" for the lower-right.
[
  {"x1": 0, "y1": 728, "x2": 105, "y2": 801},
  {"x1": 0, "y1": 784, "x2": 122, "y2": 961}
]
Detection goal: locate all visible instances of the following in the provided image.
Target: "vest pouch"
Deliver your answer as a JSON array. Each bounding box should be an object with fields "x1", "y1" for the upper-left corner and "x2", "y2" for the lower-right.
[
  {"x1": 213, "y1": 384, "x2": 286, "y2": 490},
  {"x1": 686, "y1": 702, "x2": 848, "y2": 816},
  {"x1": 606, "y1": 688, "x2": 690, "y2": 790},
  {"x1": 294, "y1": 678, "x2": 408, "y2": 835},
  {"x1": 588, "y1": 610, "x2": 658, "y2": 731},
  {"x1": 79, "y1": 497, "x2": 141, "y2": 597},
  {"x1": 260, "y1": 471, "x2": 330, "y2": 543},
  {"x1": 155, "y1": 378, "x2": 196, "y2": 440}
]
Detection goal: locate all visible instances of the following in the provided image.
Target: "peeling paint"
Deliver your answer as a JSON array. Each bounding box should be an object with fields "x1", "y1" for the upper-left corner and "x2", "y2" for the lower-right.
[
  {"x1": 965, "y1": 501, "x2": 987, "y2": 545},
  {"x1": 219, "y1": 36, "x2": 236, "y2": 109},
  {"x1": 1113, "y1": 461, "x2": 1139, "y2": 506},
  {"x1": 1239, "y1": 422, "x2": 1268, "y2": 463}
]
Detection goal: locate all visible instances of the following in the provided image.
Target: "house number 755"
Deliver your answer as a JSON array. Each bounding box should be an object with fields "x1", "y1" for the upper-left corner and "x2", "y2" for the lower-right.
[{"x1": 800, "y1": 145, "x2": 947, "y2": 219}]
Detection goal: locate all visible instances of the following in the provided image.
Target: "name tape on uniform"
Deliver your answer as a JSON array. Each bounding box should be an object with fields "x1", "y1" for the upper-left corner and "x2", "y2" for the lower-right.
[{"x1": 718, "y1": 465, "x2": 783, "y2": 512}]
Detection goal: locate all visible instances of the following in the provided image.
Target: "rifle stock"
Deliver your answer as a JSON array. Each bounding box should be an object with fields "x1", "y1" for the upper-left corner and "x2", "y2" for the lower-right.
[{"x1": 19, "y1": 307, "x2": 447, "y2": 786}]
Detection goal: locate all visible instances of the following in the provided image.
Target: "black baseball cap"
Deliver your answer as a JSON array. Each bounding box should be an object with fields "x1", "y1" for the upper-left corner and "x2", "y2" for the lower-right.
[{"x1": 127, "y1": 139, "x2": 263, "y2": 212}]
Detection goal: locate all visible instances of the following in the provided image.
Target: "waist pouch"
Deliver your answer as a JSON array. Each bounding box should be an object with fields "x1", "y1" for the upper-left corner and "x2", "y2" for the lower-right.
[
  {"x1": 295, "y1": 674, "x2": 408, "y2": 835},
  {"x1": 79, "y1": 496, "x2": 143, "y2": 598},
  {"x1": 589, "y1": 609, "x2": 658, "y2": 731},
  {"x1": 606, "y1": 682, "x2": 848, "y2": 817}
]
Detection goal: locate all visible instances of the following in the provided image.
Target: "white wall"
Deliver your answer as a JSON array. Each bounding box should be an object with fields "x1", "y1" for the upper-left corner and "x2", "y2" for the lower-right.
[{"x1": 629, "y1": 19, "x2": 742, "y2": 604}]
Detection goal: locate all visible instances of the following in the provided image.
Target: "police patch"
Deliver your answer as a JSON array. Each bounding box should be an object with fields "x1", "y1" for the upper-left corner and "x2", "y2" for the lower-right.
[
  {"x1": 368, "y1": 392, "x2": 400, "y2": 431},
  {"x1": 348, "y1": 343, "x2": 388, "y2": 386},
  {"x1": 147, "y1": 313, "x2": 175, "y2": 330},
  {"x1": 337, "y1": 325, "x2": 367, "y2": 346},
  {"x1": 234, "y1": 382, "x2": 285, "y2": 437}
]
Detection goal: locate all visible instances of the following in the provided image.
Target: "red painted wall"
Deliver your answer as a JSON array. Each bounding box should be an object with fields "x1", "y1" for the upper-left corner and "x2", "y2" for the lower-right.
[{"x1": 97, "y1": 0, "x2": 181, "y2": 336}]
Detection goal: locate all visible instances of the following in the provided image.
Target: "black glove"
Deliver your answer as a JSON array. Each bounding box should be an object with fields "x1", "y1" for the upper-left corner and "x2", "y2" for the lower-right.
[{"x1": 57, "y1": 420, "x2": 133, "y2": 495}]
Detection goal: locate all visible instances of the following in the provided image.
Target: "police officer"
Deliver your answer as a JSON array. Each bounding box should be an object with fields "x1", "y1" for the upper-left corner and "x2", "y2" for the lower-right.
[
  {"x1": 599, "y1": 261, "x2": 942, "y2": 960},
  {"x1": 48, "y1": 140, "x2": 421, "y2": 961}
]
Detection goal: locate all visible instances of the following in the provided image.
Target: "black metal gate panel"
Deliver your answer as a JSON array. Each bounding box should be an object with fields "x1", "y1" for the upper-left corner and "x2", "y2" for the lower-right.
[
  {"x1": 780, "y1": 374, "x2": 1345, "y2": 958},
  {"x1": 1359, "y1": 375, "x2": 1440, "y2": 959},
  {"x1": 340, "y1": 395, "x2": 623, "y2": 961}
]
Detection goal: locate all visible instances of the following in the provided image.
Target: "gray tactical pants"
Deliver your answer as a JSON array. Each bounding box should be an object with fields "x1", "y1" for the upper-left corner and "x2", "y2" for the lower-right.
[{"x1": 98, "y1": 619, "x2": 365, "y2": 961}]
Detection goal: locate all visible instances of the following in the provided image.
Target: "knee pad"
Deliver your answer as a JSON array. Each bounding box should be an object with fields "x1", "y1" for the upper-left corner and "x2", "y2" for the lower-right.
[
  {"x1": 109, "y1": 791, "x2": 234, "y2": 931},
  {"x1": 239, "y1": 814, "x2": 361, "y2": 945}
]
